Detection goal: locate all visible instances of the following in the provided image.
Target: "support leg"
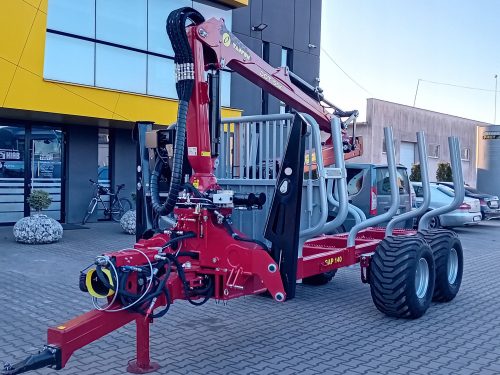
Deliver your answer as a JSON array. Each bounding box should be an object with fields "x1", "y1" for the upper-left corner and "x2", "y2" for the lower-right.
[{"x1": 126, "y1": 318, "x2": 159, "y2": 374}]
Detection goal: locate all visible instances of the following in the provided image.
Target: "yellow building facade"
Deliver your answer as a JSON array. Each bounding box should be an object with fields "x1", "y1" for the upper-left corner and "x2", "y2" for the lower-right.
[{"x1": 0, "y1": 0, "x2": 243, "y2": 224}]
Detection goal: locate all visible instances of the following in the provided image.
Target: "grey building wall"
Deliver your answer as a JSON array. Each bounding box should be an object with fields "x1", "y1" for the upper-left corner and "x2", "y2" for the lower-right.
[
  {"x1": 65, "y1": 126, "x2": 98, "y2": 223},
  {"x1": 111, "y1": 128, "x2": 136, "y2": 208},
  {"x1": 231, "y1": 0, "x2": 322, "y2": 115},
  {"x1": 352, "y1": 99, "x2": 487, "y2": 186},
  {"x1": 477, "y1": 125, "x2": 500, "y2": 197}
]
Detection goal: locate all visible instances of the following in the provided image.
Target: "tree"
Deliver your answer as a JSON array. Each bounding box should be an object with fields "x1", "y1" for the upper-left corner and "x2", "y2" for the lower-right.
[
  {"x1": 27, "y1": 189, "x2": 52, "y2": 212},
  {"x1": 436, "y1": 162, "x2": 452, "y2": 182},
  {"x1": 410, "y1": 163, "x2": 421, "y2": 182}
]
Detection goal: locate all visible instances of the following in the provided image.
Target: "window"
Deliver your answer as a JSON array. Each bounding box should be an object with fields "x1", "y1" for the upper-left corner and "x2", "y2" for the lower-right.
[
  {"x1": 280, "y1": 48, "x2": 293, "y2": 113},
  {"x1": 147, "y1": 56, "x2": 177, "y2": 98},
  {"x1": 346, "y1": 168, "x2": 364, "y2": 196},
  {"x1": 43, "y1": 33, "x2": 95, "y2": 86},
  {"x1": 47, "y1": 0, "x2": 95, "y2": 38},
  {"x1": 414, "y1": 185, "x2": 424, "y2": 198},
  {"x1": 96, "y1": 0, "x2": 147, "y2": 50},
  {"x1": 281, "y1": 47, "x2": 293, "y2": 69},
  {"x1": 382, "y1": 139, "x2": 396, "y2": 154},
  {"x1": 95, "y1": 45, "x2": 147, "y2": 94},
  {"x1": 461, "y1": 147, "x2": 470, "y2": 161},
  {"x1": 428, "y1": 144, "x2": 440, "y2": 158},
  {"x1": 376, "y1": 167, "x2": 409, "y2": 195},
  {"x1": 148, "y1": 0, "x2": 192, "y2": 55},
  {"x1": 44, "y1": 1, "x2": 233, "y2": 104},
  {"x1": 98, "y1": 129, "x2": 110, "y2": 182}
]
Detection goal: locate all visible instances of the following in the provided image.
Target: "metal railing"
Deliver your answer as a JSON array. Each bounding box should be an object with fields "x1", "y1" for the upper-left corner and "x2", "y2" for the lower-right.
[{"x1": 217, "y1": 114, "x2": 294, "y2": 180}]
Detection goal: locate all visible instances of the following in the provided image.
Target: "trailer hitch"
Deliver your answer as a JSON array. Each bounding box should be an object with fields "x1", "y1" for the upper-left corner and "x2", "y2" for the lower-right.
[{"x1": 2, "y1": 346, "x2": 61, "y2": 375}]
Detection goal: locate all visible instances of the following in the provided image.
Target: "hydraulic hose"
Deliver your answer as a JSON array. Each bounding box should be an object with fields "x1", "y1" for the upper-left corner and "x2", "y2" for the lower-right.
[{"x1": 151, "y1": 7, "x2": 205, "y2": 215}]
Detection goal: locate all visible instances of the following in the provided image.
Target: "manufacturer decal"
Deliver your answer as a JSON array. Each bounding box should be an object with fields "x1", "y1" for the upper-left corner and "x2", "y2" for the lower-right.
[
  {"x1": 188, "y1": 147, "x2": 198, "y2": 156},
  {"x1": 259, "y1": 71, "x2": 284, "y2": 90},
  {"x1": 483, "y1": 131, "x2": 500, "y2": 140},
  {"x1": 325, "y1": 256, "x2": 343, "y2": 266},
  {"x1": 222, "y1": 32, "x2": 231, "y2": 47}
]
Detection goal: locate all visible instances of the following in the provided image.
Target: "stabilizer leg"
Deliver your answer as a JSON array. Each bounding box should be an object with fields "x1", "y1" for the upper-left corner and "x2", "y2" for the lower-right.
[{"x1": 264, "y1": 114, "x2": 307, "y2": 299}]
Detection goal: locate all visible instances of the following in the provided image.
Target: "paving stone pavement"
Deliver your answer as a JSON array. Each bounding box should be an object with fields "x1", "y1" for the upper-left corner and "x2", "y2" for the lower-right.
[{"x1": 0, "y1": 221, "x2": 499, "y2": 375}]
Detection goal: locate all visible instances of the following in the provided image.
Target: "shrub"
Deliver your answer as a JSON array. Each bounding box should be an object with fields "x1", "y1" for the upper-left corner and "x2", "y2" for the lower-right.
[
  {"x1": 436, "y1": 162, "x2": 453, "y2": 182},
  {"x1": 27, "y1": 190, "x2": 52, "y2": 212},
  {"x1": 410, "y1": 163, "x2": 421, "y2": 182}
]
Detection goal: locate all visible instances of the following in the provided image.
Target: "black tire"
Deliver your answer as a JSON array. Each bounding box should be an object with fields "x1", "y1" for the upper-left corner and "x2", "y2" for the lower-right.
[
  {"x1": 82, "y1": 198, "x2": 97, "y2": 224},
  {"x1": 111, "y1": 198, "x2": 132, "y2": 222},
  {"x1": 418, "y1": 229, "x2": 463, "y2": 302},
  {"x1": 369, "y1": 235, "x2": 435, "y2": 319},
  {"x1": 302, "y1": 270, "x2": 337, "y2": 286}
]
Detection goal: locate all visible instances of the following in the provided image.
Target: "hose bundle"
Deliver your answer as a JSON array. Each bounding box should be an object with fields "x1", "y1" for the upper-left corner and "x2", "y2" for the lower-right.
[{"x1": 151, "y1": 7, "x2": 205, "y2": 216}]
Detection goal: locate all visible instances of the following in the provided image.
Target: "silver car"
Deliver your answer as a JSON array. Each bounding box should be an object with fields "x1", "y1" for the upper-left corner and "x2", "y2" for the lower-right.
[{"x1": 411, "y1": 182, "x2": 482, "y2": 228}]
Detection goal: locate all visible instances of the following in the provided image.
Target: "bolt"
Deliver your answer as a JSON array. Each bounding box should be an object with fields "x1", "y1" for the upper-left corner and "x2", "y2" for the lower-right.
[
  {"x1": 268, "y1": 264, "x2": 277, "y2": 273},
  {"x1": 212, "y1": 257, "x2": 219, "y2": 264},
  {"x1": 274, "y1": 292, "x2": 284, "y2": 302},
  {"x1": 198, "y1": 28, "x2": 207, "y2": 37}
]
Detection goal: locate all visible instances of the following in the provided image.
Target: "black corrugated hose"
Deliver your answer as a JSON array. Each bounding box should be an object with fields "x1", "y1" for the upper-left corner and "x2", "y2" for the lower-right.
[{"x1": 151, "y1": 7, "x2": 205, "y2": 216}]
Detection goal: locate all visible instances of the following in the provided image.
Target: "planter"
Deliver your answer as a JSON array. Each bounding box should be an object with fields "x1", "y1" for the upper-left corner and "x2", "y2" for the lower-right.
[
  {"x1": 13, "y1": 214, "x2": 63, "y2": 244},
  {"x1": 120, "y1": 210, "x2": 136, "y2": 235}
]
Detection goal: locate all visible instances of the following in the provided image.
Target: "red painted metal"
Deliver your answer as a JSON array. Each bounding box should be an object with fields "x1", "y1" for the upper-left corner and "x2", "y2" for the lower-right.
[
  {"x1": 186, "y1": 26, "x2": 218, "y2": 191},
  {"x1": 47, "y1": 308, "x2": 137, "y2": 368},
  {"x1": 126, "y1": 319, "x2": 160, "y2": 374},
  {"x1": 34, "y1": 14, "x2": 378, "y2": 373}
]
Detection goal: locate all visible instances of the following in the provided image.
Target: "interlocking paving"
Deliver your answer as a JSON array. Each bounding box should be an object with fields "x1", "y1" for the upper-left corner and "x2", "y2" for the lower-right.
[{"x1": 0, "y1": 221, "x2": 499, "y2": 375}]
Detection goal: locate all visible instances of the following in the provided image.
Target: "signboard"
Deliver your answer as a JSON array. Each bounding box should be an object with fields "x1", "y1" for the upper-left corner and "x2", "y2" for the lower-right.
[
  {"x1": 0, "y1": 149, "x2": 21, "y2": 160},
  {"x1": 483, "y1": 131, "x2": 500, "y2": 140}
]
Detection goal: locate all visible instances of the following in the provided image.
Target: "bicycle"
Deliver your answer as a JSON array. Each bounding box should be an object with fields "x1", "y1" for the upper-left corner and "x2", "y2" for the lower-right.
[{"x1": 82, "y1": 179, "x2": 133, "y2": 224}]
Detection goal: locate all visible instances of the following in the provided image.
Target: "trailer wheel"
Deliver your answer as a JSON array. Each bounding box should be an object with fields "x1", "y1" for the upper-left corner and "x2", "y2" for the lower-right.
[
  {"x1": 418, "y1": 229, "x2": 463, "y2": 302},
  {"x1": 302, "y1": 270, "x2": 337, "y2": 285},
  {"x1": 369, "y1": 236, "x2": 435, "y2": 319}
]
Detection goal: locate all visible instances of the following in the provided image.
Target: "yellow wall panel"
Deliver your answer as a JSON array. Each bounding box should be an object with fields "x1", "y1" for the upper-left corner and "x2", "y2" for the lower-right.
[
  {"x1": 0, "y1": 59, "x2": 16, "y2": 105},
  {"x1": 0, "y1": 1, "x2": 37, "y2": 64},
  {"x1": 114, "y1": 94, "x2": 179, "y2": 124},
  {"x1": 5, "y1": 68, "x2": 114, "y2": 119},
  {"x1": 18, "y1": 10, "x2": 46, "y2": 75},
  {"x1": 23, "y1": 0, "x2": 42, "y2": 9},
  {"x1": 0, "y1": 0, "x2": 241, "y2": 125},
  {"x1": 39, "y1": 0, "x2": 48, "y2": 12},
  {"x1": 57, "y1": 83, "x2": 121, "y2": 116}
]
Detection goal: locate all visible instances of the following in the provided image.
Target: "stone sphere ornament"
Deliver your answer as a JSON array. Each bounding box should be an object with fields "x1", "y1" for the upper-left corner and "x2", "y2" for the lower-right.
[
  {"x1": 13, "y1": 214, "x2": 63, "y2": 244},
  {"x1": 120, "y1": 210, "x2": 136, "y2": 235}
]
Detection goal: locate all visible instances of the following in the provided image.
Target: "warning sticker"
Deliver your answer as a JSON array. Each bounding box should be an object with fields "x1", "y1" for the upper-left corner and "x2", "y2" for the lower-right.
[{"x1": 188, "y1": 147, "x2": 198, "y2": 156}]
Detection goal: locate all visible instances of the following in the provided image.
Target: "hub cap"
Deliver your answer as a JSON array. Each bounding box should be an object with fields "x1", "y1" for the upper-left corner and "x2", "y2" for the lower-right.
[
  {"x1": 447, "y1": 248, "x2": 459, "y2": 284},
  {"x1": 415, "y1": 257, "x2": 430, "y2": 299}
]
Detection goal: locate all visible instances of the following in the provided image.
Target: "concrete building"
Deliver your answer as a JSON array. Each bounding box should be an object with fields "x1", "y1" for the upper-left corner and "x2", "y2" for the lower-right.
[
  {"x1": 0, "y1": 0, "x2": 322, "y2": 224},
  {"x1": 231, "y1": 0, "x2": 322, "y2": 115},
  {"x1": 352, "y1": 99, "x2": 489, "y2": 186}
]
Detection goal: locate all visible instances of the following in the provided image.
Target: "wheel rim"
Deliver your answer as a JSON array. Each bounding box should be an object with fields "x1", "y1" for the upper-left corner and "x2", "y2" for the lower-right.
[
  {"x1": 429, "y1": 217, "x2": 438, "y2": 229},
  {"x1": 415, "y1": 257, "x2": 430, "y2": 299},
  {"x1": 447, "y1": 247, "x2": 459, "y2": 284}
]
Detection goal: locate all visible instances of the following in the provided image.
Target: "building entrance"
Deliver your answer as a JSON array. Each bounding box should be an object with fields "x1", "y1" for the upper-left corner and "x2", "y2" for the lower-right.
[{"x1": 0, "y1": 123, "x2": 64, "y2": 224}]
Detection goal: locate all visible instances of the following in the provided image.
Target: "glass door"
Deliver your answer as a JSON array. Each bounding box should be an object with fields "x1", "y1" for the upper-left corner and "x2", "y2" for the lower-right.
[
  {"x1": 30, "y1": 127, "x2": 64, "y2": 220},
  {"x1": 0, "y1": 125, "x2": 26, "y2": 223}
]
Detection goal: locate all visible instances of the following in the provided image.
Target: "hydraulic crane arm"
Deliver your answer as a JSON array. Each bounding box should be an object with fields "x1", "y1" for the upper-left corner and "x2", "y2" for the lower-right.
[
  {"x1": 182, "y1": 17, "x2": 361, "y2": 188},
  {"x1": 194, "y1": 18, "x2": 355, "y2": 132}
]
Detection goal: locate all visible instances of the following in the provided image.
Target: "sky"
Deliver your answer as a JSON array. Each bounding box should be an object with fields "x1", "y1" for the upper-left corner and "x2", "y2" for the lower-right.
[{"x1": 320, "y1": 0, "x2": 500, "y2": 124}]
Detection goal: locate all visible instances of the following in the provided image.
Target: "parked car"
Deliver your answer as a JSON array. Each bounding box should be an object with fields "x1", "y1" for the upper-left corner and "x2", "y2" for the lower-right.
[
  {"x1": 434, "y1": 182, "x2": 500, "y2": 220},
  {"x1": 333, "y1": 163, "x2": 413, "y2": 230},
  {"x1": 411, "y1": 182, "x2": 482, "y2": 228}
]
